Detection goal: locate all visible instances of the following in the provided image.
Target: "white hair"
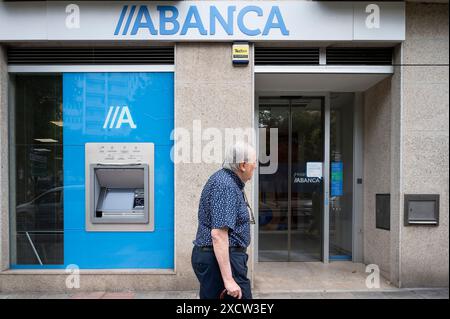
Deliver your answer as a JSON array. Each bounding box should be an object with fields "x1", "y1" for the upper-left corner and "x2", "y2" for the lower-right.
[{"x1": 222, "y1": 141, "x2": 256, "y2": 172}]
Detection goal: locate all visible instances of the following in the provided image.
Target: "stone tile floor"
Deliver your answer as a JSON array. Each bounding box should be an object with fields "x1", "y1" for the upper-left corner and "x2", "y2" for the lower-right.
[
  {"x1": 0, "y1": 288, "x2": 448, "y2": 299},
  {"x1": 254, "y1": 262, "x2": 395, "y2": 291}
]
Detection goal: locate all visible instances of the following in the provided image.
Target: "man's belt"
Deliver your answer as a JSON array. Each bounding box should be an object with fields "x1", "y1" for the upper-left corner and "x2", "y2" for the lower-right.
[{"x1": 198, "y1": 246, "x2": 246, "y2": 253}]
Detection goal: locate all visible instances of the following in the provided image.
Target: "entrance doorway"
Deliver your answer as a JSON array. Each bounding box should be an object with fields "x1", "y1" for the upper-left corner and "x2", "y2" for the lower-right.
[{"x1": 257, "y1": 93, "x2": 355, "y2": 262}]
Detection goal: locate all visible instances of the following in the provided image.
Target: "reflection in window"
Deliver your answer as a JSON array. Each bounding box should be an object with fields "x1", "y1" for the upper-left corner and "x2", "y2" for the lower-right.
[{"x1": 11, "y1": 74, "x2": 63, "y2": 265}]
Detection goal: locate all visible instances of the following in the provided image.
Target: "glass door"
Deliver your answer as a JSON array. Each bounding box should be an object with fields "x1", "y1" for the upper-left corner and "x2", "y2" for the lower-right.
[
  {"x1": 258, "y1": 98, "x2": 290, "y2": 261},
  {"x1": 290, "y1": 98, "x2": 324, "y2": 261},
  {"x1": 258, "y1": 97, "x2": 324, "y2": 262}
]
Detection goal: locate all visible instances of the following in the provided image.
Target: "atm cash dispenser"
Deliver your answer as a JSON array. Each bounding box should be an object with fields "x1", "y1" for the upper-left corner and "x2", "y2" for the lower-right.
[{"x1": 85, "y1": 143, "x2": 154, "y2": 232}]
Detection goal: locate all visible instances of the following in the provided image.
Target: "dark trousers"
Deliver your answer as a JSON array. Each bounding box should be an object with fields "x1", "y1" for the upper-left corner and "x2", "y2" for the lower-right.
[{"x1": 191, "y1": 246, "x2": 252, "y2": 299}]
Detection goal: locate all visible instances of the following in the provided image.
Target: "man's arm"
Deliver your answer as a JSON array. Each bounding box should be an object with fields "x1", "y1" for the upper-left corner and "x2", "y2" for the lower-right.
[{"x1": 211, "y1": 228, "x2": 242, "y2": 299}]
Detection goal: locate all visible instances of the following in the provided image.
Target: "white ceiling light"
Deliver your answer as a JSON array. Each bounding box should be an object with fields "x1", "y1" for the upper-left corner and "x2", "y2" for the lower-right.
[
  {"x1": 34, "y1": 138, "x2": 58, "y2": 143},
  {"x1": 33, "y1": 148, "x2": 51, "y2": 152},
  {"x1": 50, "y1": 121, "x2": 63, "y2": 127}
]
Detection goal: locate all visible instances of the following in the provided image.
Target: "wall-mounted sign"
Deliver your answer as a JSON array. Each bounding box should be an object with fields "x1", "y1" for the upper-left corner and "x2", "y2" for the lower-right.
[
  {"x1": 0, "y1": 1, "x2": 405, "y2": 41},
  {"x1": 232, "y1": 42, "x2": 249, "y2": 65}
]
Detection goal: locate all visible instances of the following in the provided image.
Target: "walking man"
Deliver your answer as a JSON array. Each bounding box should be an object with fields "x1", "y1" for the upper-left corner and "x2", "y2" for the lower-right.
[{"x1": 191, "y1": 141, "x2": 257, "y2": 299}]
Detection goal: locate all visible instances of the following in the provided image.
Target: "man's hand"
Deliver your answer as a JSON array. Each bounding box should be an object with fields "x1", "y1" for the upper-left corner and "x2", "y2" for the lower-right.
[
  {"x1": 224, "y1": 278, "x2": 242, "y2": 299},
  {"x1": 211, "y1": 228, "x2": 243, "y2": 299}
]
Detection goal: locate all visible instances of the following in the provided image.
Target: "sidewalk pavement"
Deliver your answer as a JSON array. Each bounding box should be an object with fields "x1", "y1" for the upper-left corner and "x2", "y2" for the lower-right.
[{"x1": 0, "y1": 288, "x2": 448, "y2": 299}]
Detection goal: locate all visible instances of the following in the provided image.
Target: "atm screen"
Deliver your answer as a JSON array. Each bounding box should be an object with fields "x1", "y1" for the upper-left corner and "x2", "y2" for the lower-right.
[{"x1": 101, "y1": 189, "x2": 135, "y2": 211}]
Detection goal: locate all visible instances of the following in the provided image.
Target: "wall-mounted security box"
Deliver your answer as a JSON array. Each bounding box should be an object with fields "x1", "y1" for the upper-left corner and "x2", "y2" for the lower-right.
[
  {"x1": 232, "y1": 42, "x2": 249, "y2": 65},
  {"x1": 85, "y1": 143, "x2": 154, "y2": 232},
  {"x1": 404, "y1": 194, "x2": 439, "y2": 226}
]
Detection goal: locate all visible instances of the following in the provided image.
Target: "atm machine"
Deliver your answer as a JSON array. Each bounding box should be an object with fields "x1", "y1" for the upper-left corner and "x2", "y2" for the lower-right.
[{"x1": 85, "y1": 143, "x2": 154, "y2": 232}]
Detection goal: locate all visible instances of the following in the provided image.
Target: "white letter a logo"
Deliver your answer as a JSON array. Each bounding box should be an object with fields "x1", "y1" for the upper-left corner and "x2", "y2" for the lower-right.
[
  {"x1": 116, "y1": 106, "x2": 137, "y2": 129},
  {"x1": 103, "y1": 106, "x2": 137, "y2": 129}
]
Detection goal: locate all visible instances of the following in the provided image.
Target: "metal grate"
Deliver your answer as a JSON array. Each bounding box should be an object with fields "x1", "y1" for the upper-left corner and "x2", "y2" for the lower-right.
[
  {"x1": 326, "y1": 48, "x2": 393, "y2": 65},
  {"x1": 7, "y1": 47, "x2": 174, "y2": 65},
  {"x1": 255, "y1": 47, "x2": 320, "y2": 65}
]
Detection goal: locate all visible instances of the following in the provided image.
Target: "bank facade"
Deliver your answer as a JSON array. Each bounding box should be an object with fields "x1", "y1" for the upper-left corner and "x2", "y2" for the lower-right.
[{"x1": 0, "y1": 1, "x2": 448, "y2": 292}]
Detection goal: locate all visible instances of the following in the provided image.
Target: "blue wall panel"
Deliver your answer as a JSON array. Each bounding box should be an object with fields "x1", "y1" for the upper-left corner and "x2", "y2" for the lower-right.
[{"x1": 63, "y1": 72, "x2": 174, "y2": 269}]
